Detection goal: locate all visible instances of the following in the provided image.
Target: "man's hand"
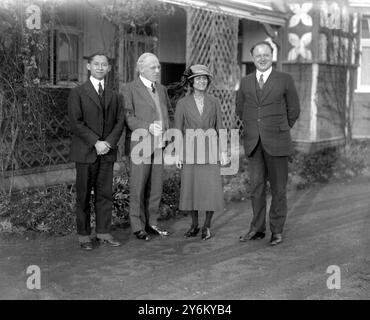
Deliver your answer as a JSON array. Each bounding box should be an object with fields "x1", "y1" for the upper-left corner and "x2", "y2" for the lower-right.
[
  {"x1": 149, "y1": 123, "x2": 163, "y2": 137},
  {"x1": 103, "y1": 141, "x2": 111, "y2": 150},
  {"x1": 95, "y1": 140, "x2": 110, "y2": 155}
]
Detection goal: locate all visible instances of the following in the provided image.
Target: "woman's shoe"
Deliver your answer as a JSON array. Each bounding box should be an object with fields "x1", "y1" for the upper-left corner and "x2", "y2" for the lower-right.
[
  {"x1": 184, "y1": 226, "x2": 200, "y2": 237},
  {"x1": 201, "y1": 227, "x2": 212, "y2": 240},
  {"x1": 134, "y1": 230, "x2": 150, "y2": 241}
]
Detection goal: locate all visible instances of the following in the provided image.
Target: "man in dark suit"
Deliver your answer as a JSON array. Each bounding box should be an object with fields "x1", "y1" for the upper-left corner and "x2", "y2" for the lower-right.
[
  {"x1": 236, "y1": 41, "x2": 300, "y2": 246},
  {"x1": 124, "y1": 53, "x2": 171, "y2": 241},
  {"x1": 68, "y1": 52, "x2": 125, "y2": 250}
]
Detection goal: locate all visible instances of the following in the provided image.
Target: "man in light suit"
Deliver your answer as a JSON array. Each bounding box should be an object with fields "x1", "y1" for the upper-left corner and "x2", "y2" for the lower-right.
[
  {"x1": 124, "y1": 52, "x2": 170, "y2": 241},
  {"x1": 236, "y1": 41, "x2": 300, "y2": 246},
  {"x1": 68, "y1": 52, "x2": 125, "y2": 250}
]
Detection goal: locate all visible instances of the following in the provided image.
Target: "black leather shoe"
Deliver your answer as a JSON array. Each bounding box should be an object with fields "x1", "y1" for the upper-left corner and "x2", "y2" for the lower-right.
[
  {"x1": 80, "y1": 242, "x2": 93, "y2": 251},
  {"x1": 201, "y1": 227, "x2": 212, "y2": 240},
  {"x1": 134, "y1": 230, "x2": 150, "y2": 241},
  {"x1": 239, "y1": 230, "x2": 265, "y2": 242},
  {"x1": 97, "y1": 238, "x2": 122, "y2": 247},
  {"x1": 270, "y1": 233, "x2": 283, "y2": 246},
  {"x1": 184, "y1": 226, "x2": 200, "y2": 238},
  {"x1": 145, "y1": 225, "x2": 169, "y2": 237}
]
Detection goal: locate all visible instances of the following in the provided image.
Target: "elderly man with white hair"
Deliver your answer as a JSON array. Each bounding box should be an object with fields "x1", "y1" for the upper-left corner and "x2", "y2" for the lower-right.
[{"x1": 123, "y1": 52, "x2": 171, "y2": 241}]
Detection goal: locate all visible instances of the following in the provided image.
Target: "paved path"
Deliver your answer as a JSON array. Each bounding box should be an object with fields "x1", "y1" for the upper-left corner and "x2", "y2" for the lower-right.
[{"x1": 0, "y1": 177, "x2": 369, "y2": 300}]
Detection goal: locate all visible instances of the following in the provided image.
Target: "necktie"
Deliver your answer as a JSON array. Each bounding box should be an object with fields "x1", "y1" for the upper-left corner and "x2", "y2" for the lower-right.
[
  {"x1": 98, "y1": 82, "x2": 104, "y2": 99},
  {"x1": 151, "y1": 83, "x2": 156, "y2": 93},
  {"x1": 258, "y1": 74, "x2": 264, "y2": 89}
]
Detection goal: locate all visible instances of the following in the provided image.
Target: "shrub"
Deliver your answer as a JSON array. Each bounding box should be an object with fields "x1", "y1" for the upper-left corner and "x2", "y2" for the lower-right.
[
  {"x1": 0, "y1": 184, "x2": 76, "y2": 235},
  {"x1": 159, "y1": 169, "x2": 181, "y2": 220},
  {"x1": 1, "y1": 140, "x2": 370, "y2": 236},
  {"x1": 112, "y1": 174, "x2": 130, "y2": 227}
]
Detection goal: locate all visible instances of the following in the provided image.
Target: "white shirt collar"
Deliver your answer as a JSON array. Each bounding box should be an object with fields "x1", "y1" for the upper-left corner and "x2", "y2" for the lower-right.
[
  {"x1": 139, "y1": 75, "x2": 155, "y2": 89},
  {"x1": 90, "y1": 76, "x2": 104, "y2": 93},
  {"x1": 256, "y1": 67, "x2": 272, "y2": 82}
]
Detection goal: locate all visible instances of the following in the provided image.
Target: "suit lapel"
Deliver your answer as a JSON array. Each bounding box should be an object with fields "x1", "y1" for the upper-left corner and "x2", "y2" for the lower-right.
[
  {"x1": 134, "y1": 78, "x2": 156, "y2": 110},
  {"x1": 84, "y1": 80, "x2": 102, "y2": 111},
  {"x1": 157, "y1": 85, "x2": 169, "y2": 129},
  {"x1": 249, "y1": 73, "x2": 258, "y2": 104},
  {"x1": 104, "y1": 87, "x2": 113, "y2": 110},
  {"x1": 188, "y1": 95, "x2": 204, "y2": 127}
]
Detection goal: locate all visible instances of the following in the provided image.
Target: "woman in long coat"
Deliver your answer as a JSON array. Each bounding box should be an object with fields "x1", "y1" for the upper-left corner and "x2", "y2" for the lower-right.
[{"x1": 174, "y1": 64, "x2": 227, "y2": 240}]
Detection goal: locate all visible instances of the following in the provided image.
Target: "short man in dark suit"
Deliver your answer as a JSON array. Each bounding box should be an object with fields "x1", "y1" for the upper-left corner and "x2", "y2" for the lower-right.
[
  {"x1": 68, "y1": 52, "x2": 125, "y2": 250},
  {"x1": 236, "y1": 41, "x2": 300, "y2": 246},
  {"x1": 124, "y1": 52, "x2": 170, "y2": 241}
]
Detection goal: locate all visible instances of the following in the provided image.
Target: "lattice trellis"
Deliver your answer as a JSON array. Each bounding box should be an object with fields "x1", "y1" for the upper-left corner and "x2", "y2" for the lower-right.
[
  {"x1": 2, "y1": 88, "x2": 71, "y2": 173},
  {"x1": 121, "y1": 25, "x2": 158, "y2": 84},
  {"x1": 186, "y1": 7, "x2": 240, "y2": 130}
]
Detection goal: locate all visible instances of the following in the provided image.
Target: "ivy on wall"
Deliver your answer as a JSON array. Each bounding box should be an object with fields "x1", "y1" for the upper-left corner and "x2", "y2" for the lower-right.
[{"x1": 0, "y1": 1, "x2": 58, "y2": 194}]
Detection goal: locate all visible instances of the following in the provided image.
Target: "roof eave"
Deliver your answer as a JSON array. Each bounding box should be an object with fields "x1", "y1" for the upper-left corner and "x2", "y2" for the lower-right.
[{"x1": 158, "y1": 0, "x2": 290, "y2": 26}]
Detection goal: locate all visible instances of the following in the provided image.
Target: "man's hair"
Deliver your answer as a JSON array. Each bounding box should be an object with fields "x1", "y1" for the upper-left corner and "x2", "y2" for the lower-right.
[
  {"x1": 250, "y1": 41, "x2": 274, "y2": 56},
  {"x1": 86, "y1": 51, "x2": 111, "y2": 64},
  {"x1": 136, "y1": 52, "x2": 158, "y2": 73}
]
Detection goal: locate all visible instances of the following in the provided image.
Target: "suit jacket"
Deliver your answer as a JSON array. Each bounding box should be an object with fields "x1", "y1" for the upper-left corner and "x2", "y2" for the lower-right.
[
  {"x1": 68, "y1": 80, "x2": 125, "y2": 163},
  {"x1": 235, "y1": 69, "x2": 300, "y2": 156},
  {"x1": 174, "y1": 93, "x2": 225, "y2": 164},
  {"x1": 123, "y1": 77, "x2": 170, "y2": 156}
]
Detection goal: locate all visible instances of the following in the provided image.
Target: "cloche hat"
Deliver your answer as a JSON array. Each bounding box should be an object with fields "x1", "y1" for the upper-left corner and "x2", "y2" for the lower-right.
[{"x1": 186, "y1": 64, "x2": 212, "y2": 79}]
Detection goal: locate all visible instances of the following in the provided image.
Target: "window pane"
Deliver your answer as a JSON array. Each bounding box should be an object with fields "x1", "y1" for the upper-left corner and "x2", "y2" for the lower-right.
[
  {"x1": 57, "y1": 33, "x2": 78, "y2": 81},
  {"x1": 361, "y1": 46, "x2": 370, "y2": 86},
  {"x1": 361, "y1": 16, "x2": 370, "y2": 39},
  {"x1": 38, "y1": 32, "x2": 50, "y2": 82}
]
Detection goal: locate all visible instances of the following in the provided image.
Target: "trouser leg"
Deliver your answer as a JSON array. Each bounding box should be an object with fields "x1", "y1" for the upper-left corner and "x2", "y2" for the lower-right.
[
  {"x1": 129, "y1": 160, "x2": 151, "y2": 233},
  {"x1": 263, "y1": 149, "x2": 288, "y2": 234},
  {"x1": 94, "y1": 159, "x2": 114, "y2": 235},
  {"x1": 75, "y1": 162, "x2": 95, "y2": 237},
  {"x1": 144, "y1": 151, "x2": 164, "y2": 227},
  {"x1": 248, "y1": 140, "x2": 267, "y2": 233}
]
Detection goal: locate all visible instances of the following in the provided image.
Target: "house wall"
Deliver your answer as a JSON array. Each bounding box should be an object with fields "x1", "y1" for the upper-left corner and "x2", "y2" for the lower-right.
[
  {"x1": 8, "y1": 1, "x2": 367, "y2": 190},
  {"x1": 352, "y1": 93, "x2": 370, "y2": 138},
  {"x1": 158, "y1": 6, "x2": 186, "y2": 64},
  {"x1": 83, "y1": 5, "x2": 116, "y2": 80},
  {"x1": 283, "y1": 63, "x2": 312, "y2": 142},
  {"x1": 316, "y1": 64, "x2": 346, "y2": 141},
  {"x1": 158, "y1": 6, "x2": 187, "y2": 85},
  {"x1": 280, "y1": 0, "x2": 359, "y2": 152},
  {"x1": 352, "y1": 10, "x2": 370, "y2": 139}
]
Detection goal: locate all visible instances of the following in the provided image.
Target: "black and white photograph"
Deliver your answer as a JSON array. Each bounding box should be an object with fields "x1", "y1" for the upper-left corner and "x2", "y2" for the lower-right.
[{"x1": 0, "y1": 0, "x2": 369, "y2": 306}]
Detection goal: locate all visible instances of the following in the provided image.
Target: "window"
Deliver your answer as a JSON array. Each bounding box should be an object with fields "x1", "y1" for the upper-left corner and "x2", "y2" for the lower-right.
[
  {"x1": 357, "y1": 14, "x2": 370, "y2": 91},
  {"x1": 55, "y1": 31, "x2": 79, "y2": 82},
  {"x1": 39, "y1": 5, "x2": 83, "y2": 86}
]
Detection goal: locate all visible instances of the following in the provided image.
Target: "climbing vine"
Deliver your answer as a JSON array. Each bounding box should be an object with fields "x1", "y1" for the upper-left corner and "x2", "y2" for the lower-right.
[{"x1": 0, "y1": 0, "x2": 56, "y2": 194}]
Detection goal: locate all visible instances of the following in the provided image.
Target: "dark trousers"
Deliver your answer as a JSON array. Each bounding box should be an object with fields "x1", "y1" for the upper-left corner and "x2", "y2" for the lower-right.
[
  {"x1": 129, "y1": 151, "x2": 163, "y2": 233},
  {"x1": 248, "y1": 139, "x2": 288, "y2": 234},
  {"x1": 75, "y1": 158, "x2": 114, "y2": 236}
]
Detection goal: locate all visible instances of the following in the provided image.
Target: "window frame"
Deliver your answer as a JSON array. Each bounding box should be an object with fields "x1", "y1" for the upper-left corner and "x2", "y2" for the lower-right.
[
  {"x1": 41, "y1": 5, "x2": 84, "y2": 88},
  {"x1": 53, "y1": 27, "x2": 83, "y2": 86},
  {"x1": 356, "y1": 13, "x2": 370, "y2": 92}
]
